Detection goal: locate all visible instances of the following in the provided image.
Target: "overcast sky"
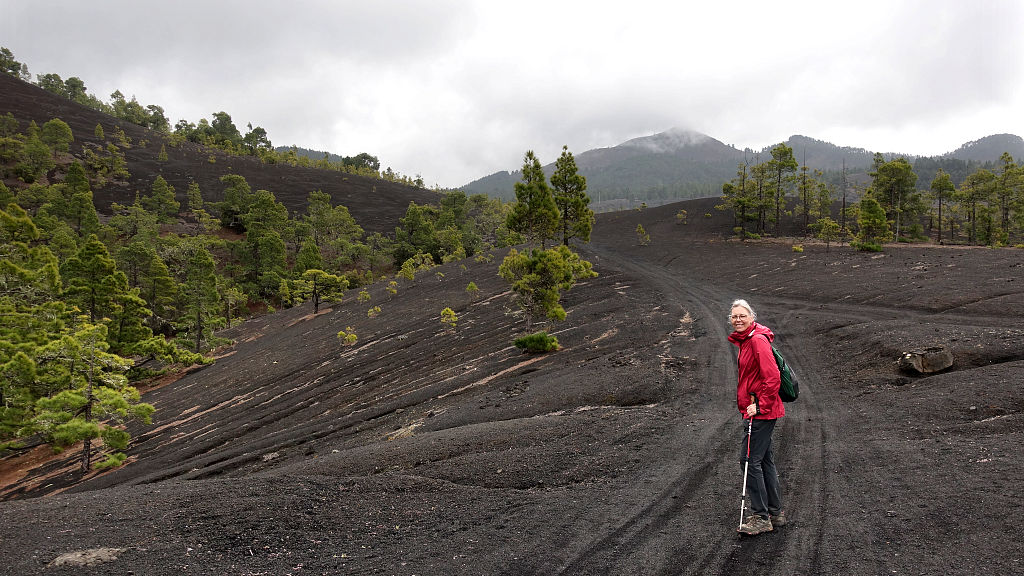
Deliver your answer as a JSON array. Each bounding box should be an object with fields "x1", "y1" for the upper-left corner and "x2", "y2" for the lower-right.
[{"x1": 3, "y1": 0, "x2": 1023, "y2": 187}]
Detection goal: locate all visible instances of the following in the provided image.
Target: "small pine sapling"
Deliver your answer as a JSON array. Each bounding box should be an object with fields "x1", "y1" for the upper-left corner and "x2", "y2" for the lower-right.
[
  {"x1": 636, "y1": 224, "x2": 650, "y2": 246},
  {"x1": 466, "y1": 281, "x2": 479, "y2": 300},
  {"x1": 358, "y1": 289, "x2": 371, "y2": 302},
  {"x1": 337, "y1": 327, "x2": 358, "y2": 346},
  {"x1": 367, "y1": 305, "x2": 381, "y2": 318},
  {"x1": 440, "y1": 307, "x2": 457, "y2": 332}
]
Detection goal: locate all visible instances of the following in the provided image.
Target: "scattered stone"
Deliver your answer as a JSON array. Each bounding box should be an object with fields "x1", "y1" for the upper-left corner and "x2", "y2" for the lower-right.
[
  {"x1": 48, "y1": 547, "x2": 125, "y2": 568},
  {"x1": 897, "y1": 346, "x2": 954, "y2": 374}
]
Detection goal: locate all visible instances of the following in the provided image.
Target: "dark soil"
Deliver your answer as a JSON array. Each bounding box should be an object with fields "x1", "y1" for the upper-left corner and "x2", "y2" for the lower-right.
[
  {"x1": 3, "y1": 72, "x2": 1023, "y2": 575},
  {"x1": 2, "y1": 198, "x2": 1021, "y2": 575}
]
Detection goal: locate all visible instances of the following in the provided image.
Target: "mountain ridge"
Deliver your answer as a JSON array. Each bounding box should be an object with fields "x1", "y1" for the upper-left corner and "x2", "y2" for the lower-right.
[{"x1": 460, "y1": 128, "x2": 1024, "y2": 206}]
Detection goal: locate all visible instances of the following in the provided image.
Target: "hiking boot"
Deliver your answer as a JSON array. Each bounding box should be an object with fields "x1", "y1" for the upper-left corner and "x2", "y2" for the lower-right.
[
  {"x1": 770, "y1": 511, "x2": 787, "y2": 527},
  {"x1": 737, "y1": 514, "x2": 773, "y2": 535}
]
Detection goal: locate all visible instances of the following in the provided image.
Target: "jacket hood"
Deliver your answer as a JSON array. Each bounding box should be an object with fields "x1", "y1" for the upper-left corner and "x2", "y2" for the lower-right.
[{"x1": 728, "y1": 322, "x2": 775, "y2": 347}]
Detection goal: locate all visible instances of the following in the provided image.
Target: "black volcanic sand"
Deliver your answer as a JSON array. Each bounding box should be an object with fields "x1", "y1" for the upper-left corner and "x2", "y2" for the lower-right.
[{"x1": 2, "y1": 198, "x2": 1022, "y2": 575}]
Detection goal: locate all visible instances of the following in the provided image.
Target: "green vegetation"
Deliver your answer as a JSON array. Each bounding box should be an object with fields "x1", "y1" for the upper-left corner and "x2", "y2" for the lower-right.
[
  {"x1": 506, "y1": 151, "x2": 560, "y2": 247},
  {"x1": 550, "y1": 145, "x2": 594, "y2": 245},
  {"x1": 337, "y1": 327, "x2": 358, "y2": 346},
  {"x1": 1, "y1": 46, "x2": 427, "y2": 188},
  {"x1": 0, "y1": 106, "x2": 525, "y2": 464},
  {"x1": 0, "y1": 47, "x2": 605, "y2": 468},
  {"x1": 514, "y1": 331, "x2": 559, "y2": 353},
  {"x1": 499, "y1": 245, "x2": 597, "y2": 328},
  {"x1": 636, "y1": 224, "x2": 650, "y2": 246},
  {"x1": 500, "y1": 148, "x2": 598, "y2": 331},
  {"x1": 440, "y1": 307, "x2": 457, "y2": 331},
  {"x1": 853, "y1": 196, "x2": 890, "y2": 251},
  {"x1": 718, "y1": 140, "x2": 1024, "y2": 248}
]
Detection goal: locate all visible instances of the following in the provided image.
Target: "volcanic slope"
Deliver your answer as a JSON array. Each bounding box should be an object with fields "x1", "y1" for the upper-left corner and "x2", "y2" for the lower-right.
[
  {"x1": 0, "y1": 73, "x2": 439, "y2": 234},
  {"x1": 2, "y1": 199, "x2": 1023, "y2": 575}
]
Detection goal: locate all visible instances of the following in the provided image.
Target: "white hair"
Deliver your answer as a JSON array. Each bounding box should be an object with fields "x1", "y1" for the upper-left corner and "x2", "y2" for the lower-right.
[{"x1": 729, "y1": 299, "x2": 756, "y2": 321}]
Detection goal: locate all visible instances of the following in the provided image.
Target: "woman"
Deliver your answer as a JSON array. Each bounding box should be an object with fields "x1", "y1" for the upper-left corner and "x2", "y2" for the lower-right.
[{"x1": 727, "y1": 299, "x2": 786, "y2": 535}]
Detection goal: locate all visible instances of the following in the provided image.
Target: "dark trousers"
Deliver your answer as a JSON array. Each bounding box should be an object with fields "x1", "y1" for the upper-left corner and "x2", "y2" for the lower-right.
[{"x1": 740, "y1": 418, "x2": 782, "y2": 519}]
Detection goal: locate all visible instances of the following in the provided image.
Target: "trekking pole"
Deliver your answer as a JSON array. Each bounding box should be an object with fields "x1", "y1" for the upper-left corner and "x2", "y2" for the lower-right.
[{"x1": 738, "y1": 415, "x2": 753, "y2": 529}]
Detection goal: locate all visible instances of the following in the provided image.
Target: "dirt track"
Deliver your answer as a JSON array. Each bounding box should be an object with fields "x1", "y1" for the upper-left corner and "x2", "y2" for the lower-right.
[{"x1": 2, "y1": 200, "x2": 1023, "y2": 575}]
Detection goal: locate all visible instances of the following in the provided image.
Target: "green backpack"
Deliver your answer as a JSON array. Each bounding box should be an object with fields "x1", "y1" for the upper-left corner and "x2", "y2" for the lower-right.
[{"x1": 762, "y1": 335, "x2": 799, "y2": 402}]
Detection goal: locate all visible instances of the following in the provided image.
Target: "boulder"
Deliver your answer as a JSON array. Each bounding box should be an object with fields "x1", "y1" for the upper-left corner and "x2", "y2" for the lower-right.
[{"x1": 897, "y1": 346, "x2": 954, "y2": 374}]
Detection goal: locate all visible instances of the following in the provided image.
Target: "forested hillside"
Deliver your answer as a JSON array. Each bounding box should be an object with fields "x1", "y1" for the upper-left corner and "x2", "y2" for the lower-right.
[{"x1": 0, "y1": 57, "x2": 526, "y2": 472}]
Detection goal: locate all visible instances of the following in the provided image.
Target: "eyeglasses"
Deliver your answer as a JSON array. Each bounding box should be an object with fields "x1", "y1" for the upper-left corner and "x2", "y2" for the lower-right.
[{"x1": 730, "y1": 314, "x2": 749, "y2": 320}]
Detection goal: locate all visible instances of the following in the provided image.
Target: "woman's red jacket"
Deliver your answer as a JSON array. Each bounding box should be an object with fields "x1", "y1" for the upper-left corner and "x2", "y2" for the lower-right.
[{"x1": 728, "y1": 322, "x2": 784, "y2": 420}]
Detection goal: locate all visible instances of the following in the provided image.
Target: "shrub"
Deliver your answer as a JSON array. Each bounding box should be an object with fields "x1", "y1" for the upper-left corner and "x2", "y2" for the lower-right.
[
  {"x1": 852, "y1": 241, "x2": 882, "y2": 252},
  {"x1": 440, "y1": 307, "x2": 457, "y2": 331},
  {"x1": 358, "y1": 289, "x2": 371, "y2": 302},
  {"x1": 337, "y1": 327, "x2": 358, "y2": 346},
  {"x1": 94, "y1": 452, "x2": 128, "y2": 470},
  {"x1": 636, "y1": 224, "x2": 650, "y2": 246},
  {"x1": 367, "y1": 305, "x2": 381, "y2": 317},
  {"x1": 792, "y1": 244, "x2": 804, "y2": 253},
  {"x1": 514, "y1": 331, "x2": 559, "y2": 353},
  {"x1": 466, "y1": 281, "x2": 479, "y2": 299}
]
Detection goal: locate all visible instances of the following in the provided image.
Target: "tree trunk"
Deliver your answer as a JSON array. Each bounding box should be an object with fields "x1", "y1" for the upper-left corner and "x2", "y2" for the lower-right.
[{"x1": 80, "y1": 360, "x2": 94, "y2": 473}]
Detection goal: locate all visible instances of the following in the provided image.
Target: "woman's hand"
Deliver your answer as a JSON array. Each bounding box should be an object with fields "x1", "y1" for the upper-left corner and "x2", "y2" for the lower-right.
[{"x1": 746, "y1": 403, "x2": 757, "y2": 417}]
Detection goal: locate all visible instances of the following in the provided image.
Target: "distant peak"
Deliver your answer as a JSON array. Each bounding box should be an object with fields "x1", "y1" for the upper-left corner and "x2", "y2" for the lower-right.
[{"x1": 619, "y1": 128, "x2": 712, "y2": 153}]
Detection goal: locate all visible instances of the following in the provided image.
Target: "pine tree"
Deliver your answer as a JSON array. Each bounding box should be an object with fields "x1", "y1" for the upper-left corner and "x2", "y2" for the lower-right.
[
  {"x1": 870, "y1": 157, "x2": 919, "y2": 240},
  {"x1": 929, "y1": 170, "x2": 955, "y2": 244},
  {"x1": 767, "y1": 144, "x2": 798, "y2": 234},
  {"x1": 550, "y1": 146, "x2": 593, "y2": 246},
  {"x1": 294, "y1": 269, "x2": 347, "y2": 313},
  {"x1": 142, "y1": 175, "x2": 180, "y2": 221},
  {"x1": 956, "y1": 169, "x2": 996, "y2": 245},
  {"x1": 61, "y1": 235, "x2": 126, "y2": 323},
  {"x1": 186, "y1": 180, "x2": 203, "y2": 212},
  {"x1": 32, "y1": 323, "x2": 154, "y2": 472},
  {"x1": 855, "y1": 197, "x2": 890, "y2": 250},
  {"x1": 719, "y1": 162, "x2": 758, "y2": 238},
  {"x1": 175, "y1": 240, "x2": 220, "y2": 352},
  {"x1": 498, "y1": 245, "x2": 596, "y2": 328},
  {"x1": 507, "y1": 151, "x2": 560, "y2": 248},
  {"x1": 39, "y1": 118, "x2": 73, "y2": 158},
  {"x1": 295, "y1": 237, "x2": 323, "y2": 274}
]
